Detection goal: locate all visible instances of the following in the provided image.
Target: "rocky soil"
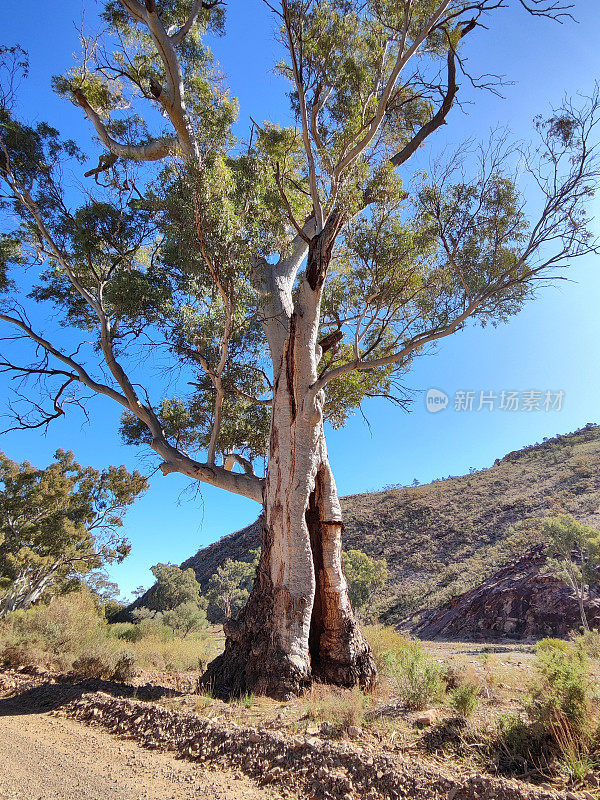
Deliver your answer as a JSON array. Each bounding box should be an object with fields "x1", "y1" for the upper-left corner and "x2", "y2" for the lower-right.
[
  {"x1": 0, "y1": 675, "x2": 288, "y2": 800},
  {"x1": 0, "y1": 667, "x2": 591, "y2": 800}
]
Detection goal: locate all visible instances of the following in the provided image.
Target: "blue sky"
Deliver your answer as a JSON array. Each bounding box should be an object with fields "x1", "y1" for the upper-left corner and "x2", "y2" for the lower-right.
[{"x1": 1, "y1": 0, "x2": 599, "y2": 599}]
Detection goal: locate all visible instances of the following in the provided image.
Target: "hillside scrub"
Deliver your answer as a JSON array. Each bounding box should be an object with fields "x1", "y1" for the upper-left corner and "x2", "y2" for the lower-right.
[
  {"x1": 179, "y1": 425, "x2": 600, "y2": 630},
  {"x1": 0, "y1": 590, "x2": 218, "y2": 676}
]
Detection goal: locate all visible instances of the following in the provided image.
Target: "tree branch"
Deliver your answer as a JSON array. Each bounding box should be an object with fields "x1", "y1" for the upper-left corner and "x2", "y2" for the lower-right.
[
  {"x1": 389, "y1": 20, "x2": 477, "y2": 170},
  {"x1": 74, "y1": 92, "x2": 179, "y2": 161}
]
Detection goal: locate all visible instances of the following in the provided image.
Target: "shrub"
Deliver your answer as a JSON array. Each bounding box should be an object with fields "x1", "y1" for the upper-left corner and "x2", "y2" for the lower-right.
[
  {"x1": 0, "y1": 591, "x2": 108, "y2": 665},
  {"x1": 574, "y1": 629, "x2": 600, "y2": 659},
  {"x1": 72, "y1": 652, "x2": 113, "y2": 679},
  {"x1": 0, "y1": 590, "x2": 219, "y2": 677},
  {"x1": 493, "y1": 639, "x2": 595, "y2": 777},
  {"x1": 449, "y1": 681, "x2": 480, "y2": 718},
  {"x1": 0, "y1": 642, "x2": 36, "y2": 668},
  {"x1": 239, "y1": 692, "x2": 255, "y2": 709},
  {"x1": 111, "y1": 650, "x2": 137, "y2": 682},
  {"x1": 162, "y1": 601, "x2": 208, "y2": 638},
  {"x1": 526, "y1": 638, "x2": 591, "y2": 738},
  {"x1": 113, "y1": 622, "x2": 146, "y2": 643},
  {"x1": 362, "y1": 624, "x2": 413, "y2": 671},
  {"x1": 496, "y1": 712, "x2": 546, "y2": 772},
  {"x1": 381, "y1": 639, "x2": 442, "y2": 710}
]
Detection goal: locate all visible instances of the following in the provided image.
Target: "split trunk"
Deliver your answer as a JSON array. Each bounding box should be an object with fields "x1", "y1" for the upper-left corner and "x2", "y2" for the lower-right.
[{"x1": 203, "y1": 231, "x2": 377, "y2": 698}]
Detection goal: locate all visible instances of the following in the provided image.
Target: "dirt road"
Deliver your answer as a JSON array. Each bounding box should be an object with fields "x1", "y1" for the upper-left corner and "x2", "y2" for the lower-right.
[{"x1": 0, "y1": 709, "x2": 288, "y2": 800}]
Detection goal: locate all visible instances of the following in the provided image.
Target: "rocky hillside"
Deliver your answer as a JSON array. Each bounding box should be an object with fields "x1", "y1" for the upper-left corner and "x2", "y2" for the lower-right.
[
  {"x1": 131, "y1": 423, "x2": 600, "y2": 627},
  {"x1": 413, "y1": 545, "x2": 600, "y2": 640}
]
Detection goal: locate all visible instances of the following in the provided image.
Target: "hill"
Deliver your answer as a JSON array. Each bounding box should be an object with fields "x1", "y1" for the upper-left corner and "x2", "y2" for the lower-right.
[{"x1": 130, "y1": 423, "x2": 600, "y2": 626}]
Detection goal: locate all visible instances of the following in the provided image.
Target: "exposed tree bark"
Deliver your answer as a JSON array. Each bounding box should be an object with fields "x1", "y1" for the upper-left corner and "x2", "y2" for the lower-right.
[
  {"x1": 203, "y1": 227, "x2": 376, "y2": 699},
  {"x1": 0, "y1": 566, "x2": 58, "y2": 619}
]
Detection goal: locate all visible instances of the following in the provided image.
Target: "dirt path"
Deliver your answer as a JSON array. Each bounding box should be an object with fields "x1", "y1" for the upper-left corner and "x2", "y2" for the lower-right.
[{"x1": 0, "y1": 709, "x2": 288, "y2": 800}]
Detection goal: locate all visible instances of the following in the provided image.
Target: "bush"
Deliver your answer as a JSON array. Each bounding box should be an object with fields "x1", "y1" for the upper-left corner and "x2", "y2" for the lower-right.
[
  {"x1": 574, "y1": 629, "x2": 600, "y2": 659},
  {"x1": 496, "y1": 712, "x2": 546, "y2": 772},
  {"x1": 527, "y1": 638, "x2": 591, "y2": 738},
  {"x1": 449, "y1": 681, "x2": 480, "y2": 718},
  {"x1": 0, "y1": 590, "x2": 219, "y2": 677},
  {"x1": 113, "y1": 622, "x2": 147, "y2": 643},
  {"x1": 362, "y1": 624, "x2": 413, "y2": 670},
  {"x1": 381, "y1": 640, "x2": 442, "y2": 710},
  {"x1": 494, "y1": 639, "x2": 595, "y2": 777},
  {"x1": 0, "y1": 642, "x2": 36, "y2": 668},
  {"x1": 111, "y1": 650, "x2": 136, "y2": 682},
  {"x1": 0, "y1": 591, "x2": 109, "y2": 666},
  {"x1": 72, "y1": 652, "x2": 113, "y2": 679}
]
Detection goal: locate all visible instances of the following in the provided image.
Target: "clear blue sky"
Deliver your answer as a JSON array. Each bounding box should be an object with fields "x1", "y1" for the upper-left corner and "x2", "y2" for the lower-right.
[{"x1": 1, "y1": 0, "x2": 599, "y2": 600}]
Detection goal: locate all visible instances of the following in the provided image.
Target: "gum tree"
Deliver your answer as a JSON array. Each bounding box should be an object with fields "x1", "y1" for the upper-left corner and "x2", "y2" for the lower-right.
[
  {"x1": 0, "y1": 2, "x2": 598, "y2": 697},
  {"x1": 0, "y1": 449, "x2": 146, "y2": 617}
]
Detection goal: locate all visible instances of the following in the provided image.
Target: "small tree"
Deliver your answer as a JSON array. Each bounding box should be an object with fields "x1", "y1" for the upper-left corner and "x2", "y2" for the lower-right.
[
  {"x1": 146, "y1": 563, "x2": 201, "y2": 611},
  {"x1": 342, "y1": 550, "x2": 388, "y2": 618},
  {"x1": 0, "y1": 449, "x2": 146, "y2": 617},
  {"x1": 208, "y1": 550, "x2": 260, "y2": 621},
  {"x1": 134, "y1": 563, "x2": 208, "y2": 636},
  {"x1": 162, "y1": 600, "x2": 208, "y2": 638},
  {"x1": 541, "y1": 515, "x2": 600, "y2": 631}
]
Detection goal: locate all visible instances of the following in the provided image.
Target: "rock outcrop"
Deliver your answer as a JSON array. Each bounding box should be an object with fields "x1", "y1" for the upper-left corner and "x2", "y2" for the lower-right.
[{"x1": 412, "y1": 546, "x2": 600, "y2": 640}]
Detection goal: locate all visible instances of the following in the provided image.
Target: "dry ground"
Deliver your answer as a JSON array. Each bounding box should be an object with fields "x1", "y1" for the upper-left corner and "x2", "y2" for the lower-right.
[{"x1": 0, "y1": 703, "x2": 290, "y2": 800}]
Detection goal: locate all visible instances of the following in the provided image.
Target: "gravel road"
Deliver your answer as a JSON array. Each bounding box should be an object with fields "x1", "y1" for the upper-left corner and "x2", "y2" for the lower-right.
[{"x1": 0, "y1": 709, "x2": 288, "y2": 800}]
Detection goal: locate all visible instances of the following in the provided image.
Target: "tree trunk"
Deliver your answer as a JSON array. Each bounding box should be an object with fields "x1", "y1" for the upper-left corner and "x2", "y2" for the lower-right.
[
  {"x1": 578, "y1": 588, "x2": 589, "y2": 632},
  {"x1": 0, "y1": 568, "x2": 56, "y2": 619},
  {"x1": 203, "y1": 243, "x2": 376, "y2": 698},
  {"x1": 202, "y1": 426, "x2": 376, "y2": 699}
]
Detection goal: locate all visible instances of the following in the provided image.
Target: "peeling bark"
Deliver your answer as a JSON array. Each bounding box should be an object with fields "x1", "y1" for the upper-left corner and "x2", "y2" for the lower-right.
[{"x1": 203, "y1": 228, "x2": 376, "y2": 699}]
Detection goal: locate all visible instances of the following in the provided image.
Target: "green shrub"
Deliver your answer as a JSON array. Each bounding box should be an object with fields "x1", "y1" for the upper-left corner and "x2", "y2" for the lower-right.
[
  {"x1": 112, "y1": 622, "x2": 146, "y2": 643},
  {"x1": 574, "y1": 629, "x2": 600, "y2": 659},
  {"x1": 239, "y1": 692, "x2": 255, "y2": 709},
  {"x1": 526, "y1": 638, "x2": 591, "y2": 738},
  {"x1": 362, "y1": 624, "x2": 413, "y2": 671},
  {"x1": 380, "y1": 639, "x2": 442, "y2": 710},
  {"x1": 496, "y1": 712, "x2": 546, "y2": 771},
  {"x1": 449, "y1": 681, "x2": 480, "y2": 718},
  {"x1": 493, "y1": 639, "x2": 595, "y2": 777}
]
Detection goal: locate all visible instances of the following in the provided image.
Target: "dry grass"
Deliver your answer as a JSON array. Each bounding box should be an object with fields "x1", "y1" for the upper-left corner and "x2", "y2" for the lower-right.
[
  {"x1": 0, "y1": 590, "x2": 222, "y2": 682},
  {"x1": 304, "y1": 683, "x2": 366, "y2": 733}
]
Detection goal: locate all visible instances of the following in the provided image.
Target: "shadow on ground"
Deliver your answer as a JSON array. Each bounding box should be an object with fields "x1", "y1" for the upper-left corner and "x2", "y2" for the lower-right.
[{"x1": 0, "y1": 673, "x2": 181, "y2": 716}]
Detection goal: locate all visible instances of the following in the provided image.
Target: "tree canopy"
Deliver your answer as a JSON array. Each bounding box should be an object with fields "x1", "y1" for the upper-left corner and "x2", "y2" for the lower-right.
[
  {"x1": 0, "y1": 449, "x2": 147, "y2": 616},
  {"x1": 342, "y1": 549, "x2": 388, "y2": 616},
  {"x1": 145, "y1": 561, "x2": 202, "y2": 610},
  {"x1": 0, "y1": 3, "x2": 597, "y2": 493}
]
